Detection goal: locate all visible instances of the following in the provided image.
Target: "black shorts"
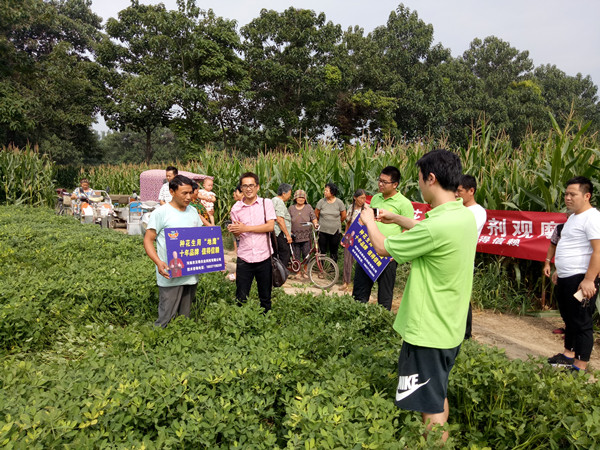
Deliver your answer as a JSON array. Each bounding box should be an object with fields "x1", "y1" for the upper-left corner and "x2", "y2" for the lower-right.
[{"x1": 395, "y1": 342, "x2": 461, "y2": 414}]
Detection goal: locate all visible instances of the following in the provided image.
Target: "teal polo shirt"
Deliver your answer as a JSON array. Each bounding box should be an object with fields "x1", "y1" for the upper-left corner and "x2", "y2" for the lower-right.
[
  {"x1": 384, "y1": 199, "x2": 477, "y2": 348},
  {"x1": 370, "y1": 191, "x2": 414, "y2": 237}
]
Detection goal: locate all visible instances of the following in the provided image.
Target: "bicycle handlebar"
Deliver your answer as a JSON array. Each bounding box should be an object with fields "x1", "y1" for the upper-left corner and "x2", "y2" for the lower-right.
[{"x1": 300, "y1": 221, "x2": 320, "y2": 230}]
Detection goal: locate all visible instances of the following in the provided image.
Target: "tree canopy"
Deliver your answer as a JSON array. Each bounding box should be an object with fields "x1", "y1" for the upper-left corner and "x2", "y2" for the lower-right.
[
  {"x1": 0, "y1": 1, "x2": 598, "y2": 162},
  {"x1": 0, "y1": 0, "x2": 104, "y2": 163}
]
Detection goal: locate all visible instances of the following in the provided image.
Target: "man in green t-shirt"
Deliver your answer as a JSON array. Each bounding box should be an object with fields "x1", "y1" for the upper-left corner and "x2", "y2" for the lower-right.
[
  {"x1": 361, "y1": 150, "x2": 477, "y2": 441},
  {"x1": 352, "y1": 166, "x2": 413, "y2": 310}
]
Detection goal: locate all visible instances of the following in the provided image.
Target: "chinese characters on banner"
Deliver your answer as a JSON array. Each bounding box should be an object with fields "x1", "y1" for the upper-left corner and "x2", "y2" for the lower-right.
[
  {"x1": 164, "y1": 226, "x2": 225, "y2": 277},
  {"x1": 342, "y1": 217, "x2": 391, "y2": 281},
  {"x1": 411, "y1": 203, "x2": 567, "y2": 262}
]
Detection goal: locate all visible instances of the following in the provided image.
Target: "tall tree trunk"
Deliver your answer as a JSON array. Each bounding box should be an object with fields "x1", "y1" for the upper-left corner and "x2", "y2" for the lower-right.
[{"x1": 145, "y1": 129, "x2": 153, "y2": 164}]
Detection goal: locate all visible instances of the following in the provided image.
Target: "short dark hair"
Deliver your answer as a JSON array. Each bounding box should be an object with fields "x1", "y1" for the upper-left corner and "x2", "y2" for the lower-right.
[
  {"x1": 191, "y1": 181, "x2": 199, "y2": 191},
  {"x1": 459, "y1": 174, "x2": 477, "y2": 193},
  {"x1": 277, "y1": 183, "x2": 292, "y2": 196},
  {"x1": 239, "y1": 172, "x2": 259, "y2": 186},
  {"x1": 169, "y1": 175, "x2": 193, "y2": 192},
  {"x1": 325, "y1": 182, "x2": 339, "y2": 197},
  {"x1": 166, "y1": 166, "x2": 178, "y2": 175},
  {"x1": 380, "y1": 166, "x2": 400, "y2": 185},
  {"x1": 234, "y1": 184, "x2": 242, "y2": 194},
  {"x1": 416, "y1": 149, "x2": 462, "y2": 192},
  {"x1": 566, "y1": 176, "x2": 593, "y2": 196}
]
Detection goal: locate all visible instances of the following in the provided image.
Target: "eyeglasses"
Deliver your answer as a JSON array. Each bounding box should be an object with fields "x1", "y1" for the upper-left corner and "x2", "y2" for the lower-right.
[
  {"x1": 241, "y1": 184, "x2": 257, "y2": 190},
  {"x1": 377, "y1": 178, "x2": 394, "y2": 185}
]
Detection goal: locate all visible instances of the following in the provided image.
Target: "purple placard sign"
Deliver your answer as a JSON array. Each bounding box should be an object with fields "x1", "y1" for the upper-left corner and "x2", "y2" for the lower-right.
[
  {"x1": 164, "y1": 226, "x2": 225, "y2": 276},
  {"x1": 342, "y1": 217, "x2": 391, "y2": 282}
]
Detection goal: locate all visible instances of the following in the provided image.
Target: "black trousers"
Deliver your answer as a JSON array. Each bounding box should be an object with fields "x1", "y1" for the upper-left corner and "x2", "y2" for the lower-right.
[
  {"x1": 318, "y1": 231, "x2": 341, "y2": 262},
  {"x1": 352, "y1": 259, "x2": 398, "y2": 311},
  {"x1": 557, "y1": 273, "x2": 597, "y2": 361},
  {"x1": 276, "y1": 232, "x2": 291, "y2": 269},
  {"x1": 464, "y1": 303, "x2": 473, "y2": 339},
  {"x1": 236, "y1": 258, "x2": 272, "y2": 312}
]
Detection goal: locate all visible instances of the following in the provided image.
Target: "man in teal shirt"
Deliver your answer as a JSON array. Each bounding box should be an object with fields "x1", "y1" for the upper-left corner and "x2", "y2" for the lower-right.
[
  {"x1": 144, "y1": 175, "x2": 202, "y2": 327},
  {"x1": 353, "y1": 166, "x2": 413, "y2": 310},
  {"x1": 361, "y1": 150, "x2": 477, "y2": 441}
]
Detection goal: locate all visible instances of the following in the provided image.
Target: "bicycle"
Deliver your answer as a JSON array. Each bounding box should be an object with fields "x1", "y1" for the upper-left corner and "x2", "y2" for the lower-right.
[
  {"x1": 288, "y1": 222, "x2": 339, "y2": 289},
  {"x1": 54, "y1": 189, "x2": 70, "y2": 216}
]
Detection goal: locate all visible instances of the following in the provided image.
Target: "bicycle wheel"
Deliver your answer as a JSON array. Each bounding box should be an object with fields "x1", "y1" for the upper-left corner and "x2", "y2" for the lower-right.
[
  {"x1": 290, "y1": 259, "x2": 301, "y2": 273},
  {"x1": 307, "y1": 255, "x2": 339, "y2": 289},
  {"x1": 54, "y1": 198, "x2": 64, "y2": 215}
]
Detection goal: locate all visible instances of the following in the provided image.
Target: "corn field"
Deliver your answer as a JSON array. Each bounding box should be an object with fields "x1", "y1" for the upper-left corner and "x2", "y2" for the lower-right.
[
  {"x1": 2, "y1": 118, "x2": 599, "y2": 223},
  {"x1": 0, "y1": 144, "x2": 55, "y2": 207},
  {"x1": 2, "y1": 119, "x2": 598, "y2": 311}
]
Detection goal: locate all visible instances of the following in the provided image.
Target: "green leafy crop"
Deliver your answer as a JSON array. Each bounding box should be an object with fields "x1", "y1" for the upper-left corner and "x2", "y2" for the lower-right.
[{"x1": 1, "y1": 206, "x2": 600, "y2": 448}]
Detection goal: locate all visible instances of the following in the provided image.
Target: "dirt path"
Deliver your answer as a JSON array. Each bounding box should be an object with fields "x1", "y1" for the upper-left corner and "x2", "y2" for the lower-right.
[{"x1": 223, "y1": 250, "x2": 600, "y2": 370}]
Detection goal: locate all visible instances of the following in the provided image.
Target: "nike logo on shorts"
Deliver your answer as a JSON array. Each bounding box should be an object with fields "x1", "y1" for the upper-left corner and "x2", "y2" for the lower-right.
[{"x1": 396, "y1": 374, "x2": 430, "y2": 401}]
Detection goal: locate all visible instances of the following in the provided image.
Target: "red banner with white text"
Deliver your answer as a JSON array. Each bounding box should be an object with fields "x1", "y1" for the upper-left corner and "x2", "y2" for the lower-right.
[{"x1": 410, "y1": 202, "x2": 566, "y2": 262}]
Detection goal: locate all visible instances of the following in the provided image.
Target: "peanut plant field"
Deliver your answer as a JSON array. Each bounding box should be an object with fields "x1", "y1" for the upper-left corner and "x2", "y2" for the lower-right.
[{"x1": 1, "y1": 206, "x2": 600, "y2": 448}]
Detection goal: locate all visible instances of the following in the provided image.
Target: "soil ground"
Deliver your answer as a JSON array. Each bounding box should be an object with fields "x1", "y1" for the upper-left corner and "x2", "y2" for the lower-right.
[{"x1": 223, "y1": 249, "x2": 600, "y2": 371}]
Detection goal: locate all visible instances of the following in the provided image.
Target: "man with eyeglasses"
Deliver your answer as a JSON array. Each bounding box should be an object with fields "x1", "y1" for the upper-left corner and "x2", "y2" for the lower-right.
[
  {"x1": 352, "y1": 166, "x2": 413, "y2": 311},
  {"x1": 227, "y1": 172, "x2": 276, "y2": 312}
]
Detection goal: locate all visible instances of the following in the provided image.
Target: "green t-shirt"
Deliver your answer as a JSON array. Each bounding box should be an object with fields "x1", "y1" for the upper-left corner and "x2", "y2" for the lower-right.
[
  {"x1": 272, "y1": 196, "x2": 291, "y2": 237},
  {"x1": 370, "y1": 191, "x2": 414, "y2": 237},
  {"x1": 384, "y1": 199, "x2": 477, "y2": 348}
]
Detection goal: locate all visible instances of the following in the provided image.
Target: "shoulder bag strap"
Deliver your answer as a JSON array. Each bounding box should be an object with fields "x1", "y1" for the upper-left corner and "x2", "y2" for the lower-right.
[{"x1": 263, "y1": 198, "x2": 278, "y2": 254}]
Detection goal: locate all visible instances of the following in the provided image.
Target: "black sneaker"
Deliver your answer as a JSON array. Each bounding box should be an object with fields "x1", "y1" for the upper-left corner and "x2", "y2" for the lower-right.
[{"x1": 548, "y1": 353, "x2": 575, "y2": 367}]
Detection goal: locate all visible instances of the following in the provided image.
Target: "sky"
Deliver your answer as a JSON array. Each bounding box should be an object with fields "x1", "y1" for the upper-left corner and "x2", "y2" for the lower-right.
[{"x1": 90, "y1": 0, "x2": 600, "y2": 130}]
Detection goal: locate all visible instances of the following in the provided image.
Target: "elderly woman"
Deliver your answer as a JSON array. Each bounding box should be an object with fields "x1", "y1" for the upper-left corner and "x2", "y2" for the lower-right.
[
  {"x1": 341, "y1": 189, "x2": 367, "y2": 291},
  {"x1": 71, "y1": 178, "x2": 93, "y2": 200},
  {"x1": 315, "y1": 182, "x2": 346, "y2": 263},
  {"x1": 288, "y1": 189, "x2": 318, "y2": 278}
]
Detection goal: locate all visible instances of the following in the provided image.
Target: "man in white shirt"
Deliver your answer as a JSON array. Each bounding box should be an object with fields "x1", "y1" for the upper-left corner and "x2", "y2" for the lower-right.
[
  {"x1": 158, "y1": 166, "x2": 178, "y2": 205},
  {"x1": 547, "y1": 176, "x2": 600, "y2": 372},
  {"x1": 456, "y1": 174, "x2": 487, "y2": 339},
  {"x1": 457, "y1": 175, "x2": 487, "y2": 236}
]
